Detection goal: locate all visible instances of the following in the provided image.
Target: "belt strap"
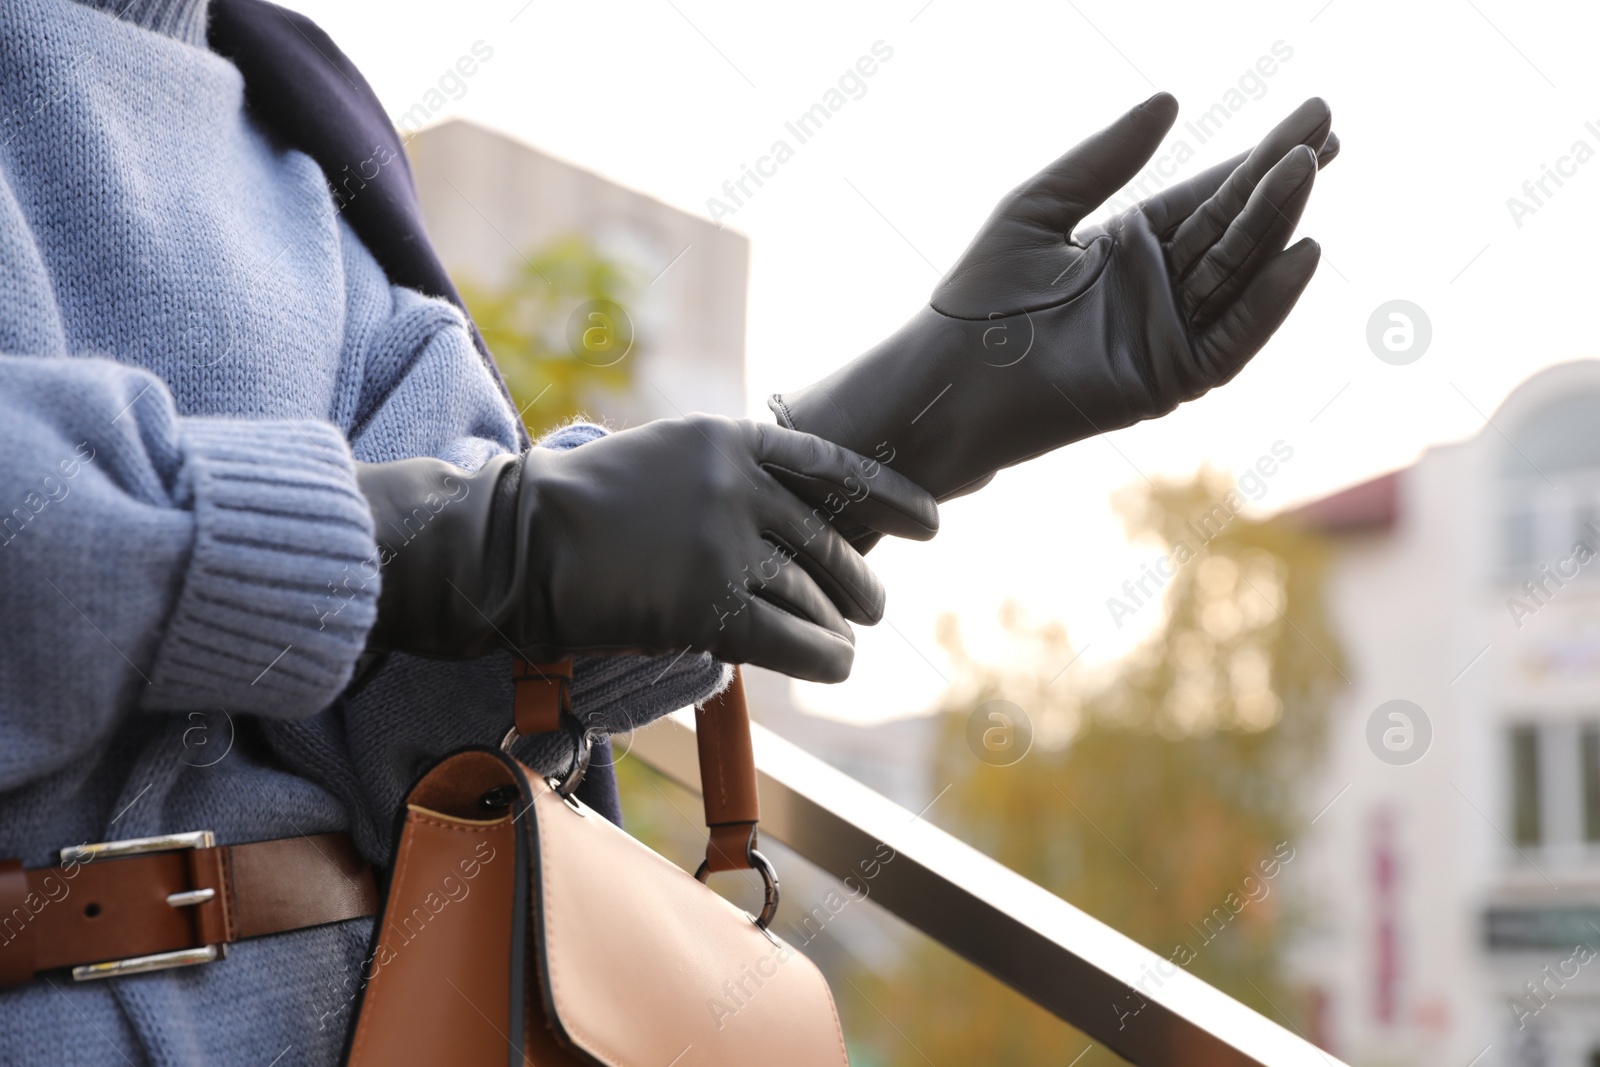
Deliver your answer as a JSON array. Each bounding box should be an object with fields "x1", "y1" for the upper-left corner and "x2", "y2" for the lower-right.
[{"x1": 0, "y1": 832, "x2": 376, "y2": 986}]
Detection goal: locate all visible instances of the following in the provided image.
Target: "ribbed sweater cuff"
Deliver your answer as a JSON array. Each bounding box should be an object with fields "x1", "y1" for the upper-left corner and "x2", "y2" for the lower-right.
[
  {"x1": 142, "y1": 420, "x2": 379, "y2": 716},
  {"x1": 75, "y1": 0, "x2": 211, "y2": 47}
]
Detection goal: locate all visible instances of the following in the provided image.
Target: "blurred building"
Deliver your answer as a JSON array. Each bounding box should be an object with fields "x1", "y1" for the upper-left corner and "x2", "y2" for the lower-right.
[
  {"x1": 1289, "y1": 361, "x2": 1600, "y2": 1067},
  {"x1": 406, "y1": 118, "x2": 749, "y2": 423}
]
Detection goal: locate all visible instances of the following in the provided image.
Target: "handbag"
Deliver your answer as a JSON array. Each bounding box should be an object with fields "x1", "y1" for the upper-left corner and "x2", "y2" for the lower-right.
[{"x1": 343, "y1": 659, "x2": 850, "y2": 1066}]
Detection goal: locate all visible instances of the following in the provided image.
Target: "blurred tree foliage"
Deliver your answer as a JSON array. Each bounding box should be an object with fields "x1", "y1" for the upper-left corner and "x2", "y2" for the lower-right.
[
  {"x1": 458, "y1": 234, "x2": 641, "y2": 438},
  {"x1": 845, "y1": 469, "x2": 1344, "y2": 1066}
]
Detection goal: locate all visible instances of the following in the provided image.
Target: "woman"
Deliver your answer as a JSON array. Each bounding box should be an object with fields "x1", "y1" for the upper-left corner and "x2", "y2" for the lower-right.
[{"x1": 0, "y1": 1, "x2": 1335, "y2": 1063}]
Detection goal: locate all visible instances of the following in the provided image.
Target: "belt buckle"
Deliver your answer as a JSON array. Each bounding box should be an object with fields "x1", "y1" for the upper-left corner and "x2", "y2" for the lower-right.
[{"x1": 59, "y1": 831, "x2": 228, "y2": 982}]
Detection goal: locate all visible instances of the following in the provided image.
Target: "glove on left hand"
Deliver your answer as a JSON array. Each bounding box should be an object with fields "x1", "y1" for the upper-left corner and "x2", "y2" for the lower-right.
[
  {"x1": 357, "y1": 417, "x2": 939, "y2": 683},
  {"x1": 771, "y1": 93, "x2": 1338, "y2": 524}
]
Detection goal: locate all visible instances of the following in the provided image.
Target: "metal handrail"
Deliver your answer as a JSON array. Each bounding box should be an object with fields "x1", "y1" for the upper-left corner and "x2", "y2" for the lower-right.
[{"x1": 629, "y1": 709, "x2": 1349, "y2": 1067}]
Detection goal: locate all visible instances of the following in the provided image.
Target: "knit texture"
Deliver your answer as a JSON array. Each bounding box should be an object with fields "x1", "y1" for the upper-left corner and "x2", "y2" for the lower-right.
[
  {"x1": 77, "y1": 0, "x2": 210, "y2": 44},
  {"x1": 142, "y1": 418, "x2": 380, "y2": 713},
  {"x1": 0, "y1": 2, "x2": 728, "y2": 1063}
]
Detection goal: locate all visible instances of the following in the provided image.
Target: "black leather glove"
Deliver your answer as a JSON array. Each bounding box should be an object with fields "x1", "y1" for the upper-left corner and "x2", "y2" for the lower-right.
[
  {"x1": 356, "y1": 416, "x2": 939, "y2": 683},
  {"x1": 770, "y1": 93, "x2": 1338, "y2": 524}
]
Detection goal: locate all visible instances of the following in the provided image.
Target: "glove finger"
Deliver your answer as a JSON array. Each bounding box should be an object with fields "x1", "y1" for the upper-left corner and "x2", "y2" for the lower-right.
[
  {"x1": 732, "y1": 597, "x2": 857, "y2": 683},
  {"x1": 1180, "y1": 145, "x2": 1318, "y2": 329},
  {"x1": 1002, "y1": 91, "x2": 1179, "y2": 233},
  {"x1": 1150, "y1": 97, "x2": 1332, "y2": 263},
  {"x1": 732, "y1": 532, "x2": 864, "y2": 628},
  {"x1": 1318, "y1": 130, "x2": 1341, "y2": 167},
  {"x1": 1150, "y1": 131, "x2": 1337, "y2": 234},
  {"x1": 761, "y1": 498, "x2": 888, "y2": 624},
  {"x1": 755, "y1": 423, "x2": 939, "y2": 541},
  {"x1": 1192, "y1": 237, "x2": 1320, "y2": 385},
  {"x1": 1143, "y1": 124, "x2": 1338, "y2": 240}
]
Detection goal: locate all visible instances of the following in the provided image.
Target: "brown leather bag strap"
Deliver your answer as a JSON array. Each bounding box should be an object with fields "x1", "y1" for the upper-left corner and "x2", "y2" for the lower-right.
[
  {"x1": 512, "y1": 659, "x2": 763, "y2": 875},
  {"x1": 512, "y1": 656, "x2": 573, "y2": 736},
  {"x1": 695, "y1": 668, "x2": 761, "y2": 874}
]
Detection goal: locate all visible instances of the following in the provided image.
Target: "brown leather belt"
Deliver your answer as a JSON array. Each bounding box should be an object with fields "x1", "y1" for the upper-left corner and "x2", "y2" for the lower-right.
[{"x1": 0, "y1": 830, "x2": 377, "y2": 986}]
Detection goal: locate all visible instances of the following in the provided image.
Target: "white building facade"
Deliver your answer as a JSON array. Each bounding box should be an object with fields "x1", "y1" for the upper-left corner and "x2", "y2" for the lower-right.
[{"x1": 1292, "y1": 361, "x2": 1600, "y2": 1067}]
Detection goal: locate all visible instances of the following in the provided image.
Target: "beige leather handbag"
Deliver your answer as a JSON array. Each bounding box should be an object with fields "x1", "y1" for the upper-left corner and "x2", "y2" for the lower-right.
[{"x1": 344, "y1": 660, "x2": 849, "y2": 1066}]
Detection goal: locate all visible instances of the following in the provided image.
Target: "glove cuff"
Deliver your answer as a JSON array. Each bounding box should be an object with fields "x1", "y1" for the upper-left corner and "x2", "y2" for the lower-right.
[{"x1": 361, "y1": 453, "x2": 522, "y2": 658}]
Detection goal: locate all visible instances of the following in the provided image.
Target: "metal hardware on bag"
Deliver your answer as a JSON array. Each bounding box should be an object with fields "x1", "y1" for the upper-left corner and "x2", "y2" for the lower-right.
[
  {"x1": 553, "y1": 723, "x2": 593, "y2": 803},
  {"x1": 501, "y1": 714, "x2": 593, "y2": 802},
  {"x1": 695, "y1": 847, "x2": 780, "y2": 931},
  {"x1": 60, "y1": 830, "x2": 229, "y2": 982},
  {"x1": 479, "y1": 784, "x2": 521, "y2": 812}
]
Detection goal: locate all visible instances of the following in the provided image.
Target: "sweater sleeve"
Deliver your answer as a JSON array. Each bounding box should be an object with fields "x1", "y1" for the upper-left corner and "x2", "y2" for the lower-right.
[{"x1": 0, "y1": 355, "x2": 379, "y2": 785}]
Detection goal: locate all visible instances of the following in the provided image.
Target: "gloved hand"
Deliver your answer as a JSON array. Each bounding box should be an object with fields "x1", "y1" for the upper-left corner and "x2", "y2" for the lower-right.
[
  {"x1": 356, "y1": 416, "x2": 939, "y2": 683},
  {"x1": 770, "y1": 93, "x2": 1338, "y2": 532}
]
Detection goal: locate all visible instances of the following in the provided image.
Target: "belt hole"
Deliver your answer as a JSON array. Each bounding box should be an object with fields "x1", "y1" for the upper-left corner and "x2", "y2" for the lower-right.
[{"x1": 83, "y1": 903, "x2": 101, "y2": 919}]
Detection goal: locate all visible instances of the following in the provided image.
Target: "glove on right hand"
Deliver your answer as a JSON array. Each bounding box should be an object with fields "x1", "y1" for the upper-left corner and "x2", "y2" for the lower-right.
[
  {"x1": 771, "y1": 94, "x2": 1337, "y2": 511},
  {"x1": 358, "y1": 416, "x2": 939, "y2": 683}
]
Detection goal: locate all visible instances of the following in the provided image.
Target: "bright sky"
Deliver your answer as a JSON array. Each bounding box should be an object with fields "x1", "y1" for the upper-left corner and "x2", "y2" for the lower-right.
[{"x1": 291, "y1": 0, "x2": 1600, "y2": 722}]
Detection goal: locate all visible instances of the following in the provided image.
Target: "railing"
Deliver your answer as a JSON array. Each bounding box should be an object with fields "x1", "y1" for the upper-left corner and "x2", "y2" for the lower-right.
[{"x1": 630, "y1": 709, "x2": 1349, "y2": 1067}]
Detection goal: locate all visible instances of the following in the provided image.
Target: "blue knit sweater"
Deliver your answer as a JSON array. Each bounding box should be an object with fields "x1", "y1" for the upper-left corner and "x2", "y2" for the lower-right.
[{"x1": 0, "y1": 2, "x2": 726, "y2": 1063}]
